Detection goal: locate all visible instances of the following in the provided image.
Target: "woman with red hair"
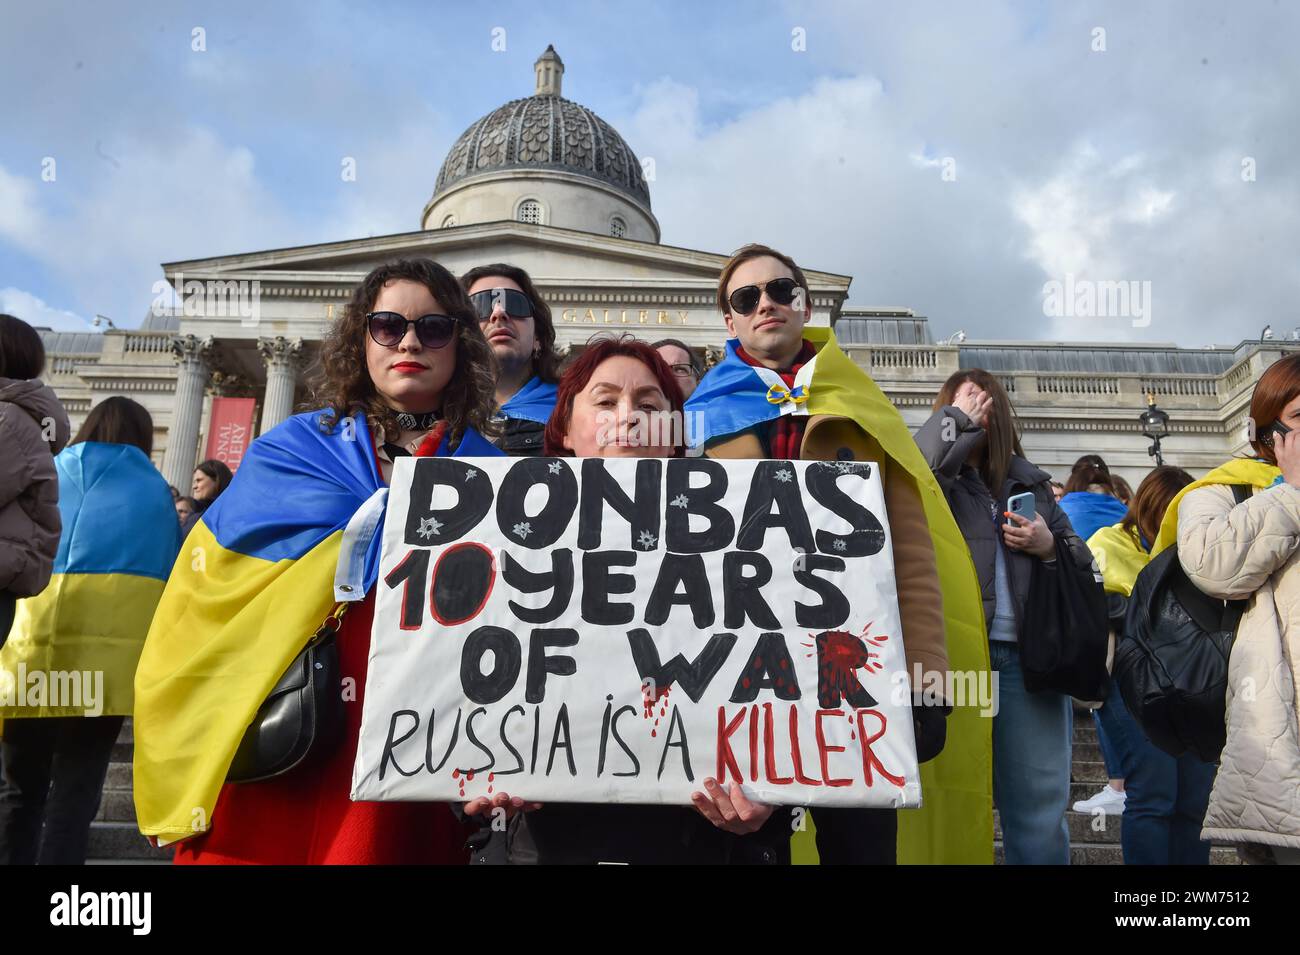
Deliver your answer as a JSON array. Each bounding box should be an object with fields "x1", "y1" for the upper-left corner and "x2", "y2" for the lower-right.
[
  {"x1": 1162, "y1": 353, "x2": 1300, "y2": 863},
  {"x1": 542, "y1": 334, "x2": 686, "y2": 459},
  {"x1": 464, "y1": 335, "x2": 798, "y2": 864}
]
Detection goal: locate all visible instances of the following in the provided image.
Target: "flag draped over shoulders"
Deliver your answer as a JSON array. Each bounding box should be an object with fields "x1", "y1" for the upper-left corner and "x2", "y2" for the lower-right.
[
  {"x1": 499, "y1": 376, "x2": 558, "y2": 424},
  {"x1": 0, "y1": 442, "x2": 180, "y2": 718},
  {"x1": 132, "y1": 410, "x2": 500, "y2": 842},
  {"x1": 1087, "y1": 523, "x2": 1150, "y2": 597},
  {"x1": 688, "y1": 327, "x2": 992, "y2": 864},
  {"x1": 1152, "y1": 458, "x2": 1282, "y2": 557}
]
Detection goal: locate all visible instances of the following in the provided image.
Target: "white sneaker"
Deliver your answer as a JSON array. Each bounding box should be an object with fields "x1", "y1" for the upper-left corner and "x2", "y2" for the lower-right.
[{"x1": 1073, "y1": 785, "x2": 1126, "y2": 815}]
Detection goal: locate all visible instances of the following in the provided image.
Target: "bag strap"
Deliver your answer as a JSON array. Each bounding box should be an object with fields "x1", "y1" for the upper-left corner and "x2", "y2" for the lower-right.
[
  {"x1": 309, "y1": 602, "x2": 350, "y2": 648},
  {"x1": 1220, "y1": 484, "x2": 1254, "y2": 632}
]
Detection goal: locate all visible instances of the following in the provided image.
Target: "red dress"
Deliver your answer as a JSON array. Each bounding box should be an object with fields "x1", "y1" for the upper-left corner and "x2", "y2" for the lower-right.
[{"x1": 175, "y1": 432, "x2": 470, "y2": 865}]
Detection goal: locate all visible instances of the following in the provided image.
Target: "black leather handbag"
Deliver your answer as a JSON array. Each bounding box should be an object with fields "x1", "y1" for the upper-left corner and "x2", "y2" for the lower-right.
[{"x1": 227, "y1": 604, "x2": 349, "y2": 783}]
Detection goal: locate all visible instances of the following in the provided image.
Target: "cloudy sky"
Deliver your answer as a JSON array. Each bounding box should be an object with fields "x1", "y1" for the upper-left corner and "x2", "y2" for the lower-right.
[{"x1": 1, "y1": 0, "x2": 1296, "y2": 346}]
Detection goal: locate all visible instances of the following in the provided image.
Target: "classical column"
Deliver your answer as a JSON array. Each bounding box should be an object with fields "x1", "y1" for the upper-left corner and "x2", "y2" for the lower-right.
[
  {"x1": 162, "y1": 335, "x2": 215, "y2": 491},
  {"x1": 257, "y1": 336, "x2": 304, "y2": 435}
]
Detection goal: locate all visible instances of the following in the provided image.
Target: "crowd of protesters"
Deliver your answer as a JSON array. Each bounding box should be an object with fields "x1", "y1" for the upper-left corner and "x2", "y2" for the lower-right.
[{"x1": 0, "y1": 243, "x2": 1298, "y2": 867}]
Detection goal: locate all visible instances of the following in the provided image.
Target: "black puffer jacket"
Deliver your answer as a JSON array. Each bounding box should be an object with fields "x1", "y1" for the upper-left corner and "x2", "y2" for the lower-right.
[{"x1": 913, "y1": 405, "x2": 1092, "y2": 638}]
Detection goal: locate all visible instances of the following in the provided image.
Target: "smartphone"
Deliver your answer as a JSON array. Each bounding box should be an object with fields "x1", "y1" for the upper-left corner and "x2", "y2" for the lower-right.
[
  {"x1": 1262, "y1": 419, "x2": 1293, "y2": 448},
  {"x1": 1006, "y1": 491, "x2": 1036, "y2": 524}
]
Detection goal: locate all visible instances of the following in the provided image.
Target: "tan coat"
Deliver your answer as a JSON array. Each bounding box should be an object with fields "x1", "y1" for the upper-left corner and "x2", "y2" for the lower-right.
[
  {"x1": 0, "y1": 378, "x2": 70, "y2": 597},
  {"x1": 706, "y1": 413, "x2": 948, "y2": 685},
  {"x1": 1177, "y1": 482, "x2": 1300, "y2": 852}
]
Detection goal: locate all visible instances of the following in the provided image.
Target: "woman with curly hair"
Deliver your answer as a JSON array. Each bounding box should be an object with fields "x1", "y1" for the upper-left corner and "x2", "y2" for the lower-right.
[{"x1": 134, "y1": 258, "x2": 501, "y2": 864}]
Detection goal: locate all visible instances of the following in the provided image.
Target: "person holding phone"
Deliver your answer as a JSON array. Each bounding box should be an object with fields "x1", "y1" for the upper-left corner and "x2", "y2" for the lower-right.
[
  {"x1": 914, "y1": 369, "x2": 1095, "y2": 864},
  {"x1": 1158, "y1": 353, "x2": 1300, "y2": 863}
]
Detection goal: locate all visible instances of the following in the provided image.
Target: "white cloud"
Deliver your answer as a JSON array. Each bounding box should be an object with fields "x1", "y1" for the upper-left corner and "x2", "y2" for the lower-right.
[
  {"x1": 0, "y1": 165, "x2": 54, "y2": 258},
  {"x1": 0, "y1": 128, "x2": 304, "y2": 328},
  {"x1": 0, "y1": 287, "x2": 93, "y2": 333}
]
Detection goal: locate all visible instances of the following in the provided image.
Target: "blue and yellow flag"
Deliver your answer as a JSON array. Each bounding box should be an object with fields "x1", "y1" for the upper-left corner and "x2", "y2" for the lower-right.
[
  {"x1": 0, "y1": 442, "x2": 180, "y2": 719},
  {"x1": 688, "y1": 327, "x2": 993, "y2": 865},
  {"x1": 1153, "y1": 457, "x2": 1281, "y2": 557},
  {"x1": 132, "y1": 410, "x2": 501, "y2": 842},
  {"x1": 1087, "y1": 523, "x2": 1150, "y2": 597},
  {"x1": 499, "y1": 375, "x2": 558, "y2": 424}
]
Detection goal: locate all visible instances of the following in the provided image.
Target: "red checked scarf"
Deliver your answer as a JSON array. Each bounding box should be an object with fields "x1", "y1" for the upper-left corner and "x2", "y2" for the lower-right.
[{"x1": 737, "y1": 340, "x2": 816, "y2": 460}]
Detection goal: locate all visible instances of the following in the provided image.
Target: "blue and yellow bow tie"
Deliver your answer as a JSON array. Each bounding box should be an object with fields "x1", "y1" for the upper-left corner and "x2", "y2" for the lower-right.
[{"x1": 765, "y1": 382, "x2": 812, "y2": 405}]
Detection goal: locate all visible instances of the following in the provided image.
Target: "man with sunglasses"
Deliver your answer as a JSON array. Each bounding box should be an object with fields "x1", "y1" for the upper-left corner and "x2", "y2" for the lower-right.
[
  {"x1": 461, "y1": 264, "x2": 562, "y2": 456},
  {"x1": 685, "y1": 244, "x2": 989, "y2": 865}
]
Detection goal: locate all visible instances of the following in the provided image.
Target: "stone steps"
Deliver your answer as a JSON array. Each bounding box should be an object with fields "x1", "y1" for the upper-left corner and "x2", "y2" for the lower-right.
[
  {"x1": 985, "y1": 706, "x2": 1241, "y2": 865},
  {"x1": 88, "y1": 718, "x2": 171, "y2": 864}
]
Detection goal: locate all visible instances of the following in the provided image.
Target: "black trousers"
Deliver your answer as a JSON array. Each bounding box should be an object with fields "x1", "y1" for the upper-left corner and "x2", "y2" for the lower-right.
[{"x1": 0, "y1": 715, "x2": 125, "y2": 864}]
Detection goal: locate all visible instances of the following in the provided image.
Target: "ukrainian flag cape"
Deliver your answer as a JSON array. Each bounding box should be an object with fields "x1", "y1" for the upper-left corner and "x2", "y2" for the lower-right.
[
  {"x1": 0, "y1": 442, "x2": 180, "y2": 718},
  {"x1": 133, "y1": 410, "x2": 501, "y2": 841},
  {"x1": 1086, "y1": 523, "x2": 1149, "y2": 598},
  {"x1": 499, "y1": 375, "x2": 558, "y2": 425},
  {"x1": 687, "y1": 327, "x2": 992, "y2": 864},
  {"x1": 1153, "y1": 458, "x2": 1282, "y2": 557}
]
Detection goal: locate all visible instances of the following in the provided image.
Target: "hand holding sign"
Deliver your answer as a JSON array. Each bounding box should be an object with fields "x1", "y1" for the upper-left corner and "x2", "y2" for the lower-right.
[
  {"x1": 691, "y1": 778, "x2": 775, "y2": 834},
  {"x1": 463, "y1": 792, "x2": 543, "y2": 820}
]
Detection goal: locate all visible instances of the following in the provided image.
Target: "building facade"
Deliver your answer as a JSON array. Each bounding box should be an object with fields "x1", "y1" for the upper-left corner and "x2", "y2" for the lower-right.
[{"x1": 37, "y1": 48, "x2": 1293, "y2": 491}]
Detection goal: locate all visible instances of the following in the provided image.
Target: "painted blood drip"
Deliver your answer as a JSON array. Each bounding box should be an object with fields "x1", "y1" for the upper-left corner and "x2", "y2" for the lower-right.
[
  {"x1": 453, "y1": 767, "x2": 464, "y2": 797},
  {"x1": 642, "y1": 682, "x2": 671, "y2": 737}
]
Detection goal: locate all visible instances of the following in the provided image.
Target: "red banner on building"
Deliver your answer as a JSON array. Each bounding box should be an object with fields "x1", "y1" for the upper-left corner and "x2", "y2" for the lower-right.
[{"x1": 203, "y1": 397, "x2": 257, "y2": 471}]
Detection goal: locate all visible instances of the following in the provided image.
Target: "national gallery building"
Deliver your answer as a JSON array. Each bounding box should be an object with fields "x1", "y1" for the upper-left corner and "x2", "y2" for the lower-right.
[{"x1": 37, "y1": 47, "x2": 1292, "y2": 491}]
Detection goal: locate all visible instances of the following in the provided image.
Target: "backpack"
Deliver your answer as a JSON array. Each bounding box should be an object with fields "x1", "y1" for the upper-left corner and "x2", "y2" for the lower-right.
[{"x1": 1113, "y1": 484, "x2": 1252, "y2": 762}]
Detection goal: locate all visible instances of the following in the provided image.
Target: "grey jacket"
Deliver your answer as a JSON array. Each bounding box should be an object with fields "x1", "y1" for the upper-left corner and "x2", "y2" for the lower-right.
[{"x1": 914, "y1": 405, "x2": 1092, "y2": 637}]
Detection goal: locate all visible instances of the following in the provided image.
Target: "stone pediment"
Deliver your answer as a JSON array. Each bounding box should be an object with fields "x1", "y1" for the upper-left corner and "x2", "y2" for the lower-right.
[
  {"x1": 161, "y1": 219, "x2": 850, "y2": 303},
  {"x1": 160, "y1": 220, "x2": 852, "y2": 346}
]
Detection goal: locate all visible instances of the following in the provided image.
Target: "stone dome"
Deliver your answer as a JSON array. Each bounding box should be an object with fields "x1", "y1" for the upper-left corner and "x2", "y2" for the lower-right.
[{"x1": 426, "y1": 47, "x2": 656, "y2": 235}]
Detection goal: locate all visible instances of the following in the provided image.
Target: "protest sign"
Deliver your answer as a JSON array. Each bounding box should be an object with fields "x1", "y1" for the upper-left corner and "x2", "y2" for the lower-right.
[{"x1": 351, "y1": 456, "x2": 921, "y2": 808}]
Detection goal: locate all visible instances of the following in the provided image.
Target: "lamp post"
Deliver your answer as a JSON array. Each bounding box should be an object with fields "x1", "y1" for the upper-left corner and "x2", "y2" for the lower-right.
[{"x1": 1139, "y1": 391, "x2": 1170, "y2": 466}]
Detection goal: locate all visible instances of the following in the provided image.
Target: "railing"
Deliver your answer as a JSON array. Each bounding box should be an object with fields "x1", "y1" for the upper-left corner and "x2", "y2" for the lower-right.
[
  {"x1": 1223, "y1": 359, "x2": 1254, "y2": 394},
  {"x1": 1035, "y1": 375, "x2": 1121, "y2": 396},
  {"x1": 868, "y1": 347, "x2": 938, "y2": 369},
  {"x1": 1140, "y1": 376, "x2": 1217, "y2": 398},
  {"x1": 123, "y1": 334, "x2": 174, "y2": 354},
  {"x1": 50, "y1": 355, "x2": 99, "y2": 374}
]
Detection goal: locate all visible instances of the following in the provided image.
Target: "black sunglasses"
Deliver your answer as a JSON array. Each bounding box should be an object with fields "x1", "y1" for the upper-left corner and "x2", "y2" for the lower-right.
[
  {"x1": 728, "y1": 277, "x2": 802, "y2": 316},
  {"x1": 469, "y1": 288, "x2": 533, "y2": 322},
  {"x1": 366, "y1": 311, "x2": 458, "y2": 350}
]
